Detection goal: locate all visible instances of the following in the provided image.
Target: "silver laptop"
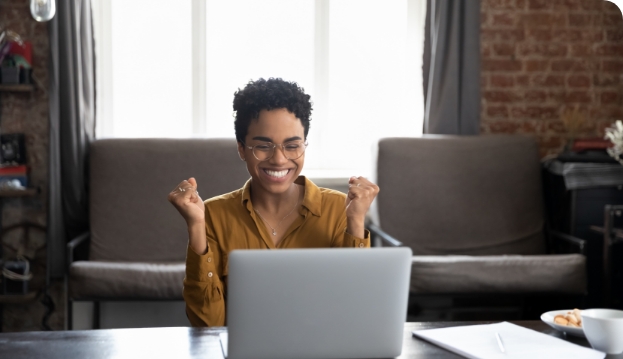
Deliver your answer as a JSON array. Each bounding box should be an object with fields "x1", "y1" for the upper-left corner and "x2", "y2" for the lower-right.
[{"x1": 222, "y1": 247, "x2": 412, "y2": 359}]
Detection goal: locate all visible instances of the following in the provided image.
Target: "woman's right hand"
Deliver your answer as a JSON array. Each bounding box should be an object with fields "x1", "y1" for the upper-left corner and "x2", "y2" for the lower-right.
[{"x1": 168, "y1": 177, "x2": 205, "y2": 226}]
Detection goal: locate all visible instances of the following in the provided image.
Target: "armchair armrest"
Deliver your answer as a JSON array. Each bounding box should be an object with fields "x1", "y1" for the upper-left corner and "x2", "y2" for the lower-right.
[
  {"x1": 547, "y1": 228, "x2": 587, "y2": 256},
  {"x1": 367, "y1": 223, "x2": 404, "y2": 247},
  {"x1": 66, "y1": 232, "x2": 90, "y2": 269}
]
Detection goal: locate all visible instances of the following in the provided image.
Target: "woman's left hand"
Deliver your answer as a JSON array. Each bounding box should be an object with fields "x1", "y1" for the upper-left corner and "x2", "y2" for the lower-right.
[{"x1": 345, "y1": 176, "x2": 380, "y2": 224}]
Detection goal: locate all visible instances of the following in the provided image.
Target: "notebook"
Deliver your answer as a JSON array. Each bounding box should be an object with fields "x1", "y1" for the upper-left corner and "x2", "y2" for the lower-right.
[
  {"x1": 223, "y1": 247, "x2": 413, "y2": 359},
  {"x1": 412, "y1": 321, "x2": 605, "y2": 359}
]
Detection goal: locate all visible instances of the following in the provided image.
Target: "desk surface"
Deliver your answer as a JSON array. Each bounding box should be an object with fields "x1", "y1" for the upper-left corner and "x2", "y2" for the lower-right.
[{"x1": 0, "y1": 321, "x2": 620, "y2": 359}]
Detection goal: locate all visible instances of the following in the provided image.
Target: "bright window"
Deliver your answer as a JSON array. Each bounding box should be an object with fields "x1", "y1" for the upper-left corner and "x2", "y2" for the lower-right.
[{"x1": 93, "y1": 0, "x2": 426, "y2": 177}]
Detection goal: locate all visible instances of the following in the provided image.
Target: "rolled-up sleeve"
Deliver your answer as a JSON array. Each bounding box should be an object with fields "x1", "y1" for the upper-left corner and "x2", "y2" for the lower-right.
[
  {"x1": 331, "y1": 212, "x2": 371, "y2": 248},
  {"x1": 183, "y1": 222, "x2": 226, "y2": 327}
]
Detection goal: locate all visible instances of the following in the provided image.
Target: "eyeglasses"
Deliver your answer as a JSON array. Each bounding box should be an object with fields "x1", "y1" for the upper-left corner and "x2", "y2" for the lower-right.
[{"x1": 245, "y1": 140, "x2": 308, "y2": 161}]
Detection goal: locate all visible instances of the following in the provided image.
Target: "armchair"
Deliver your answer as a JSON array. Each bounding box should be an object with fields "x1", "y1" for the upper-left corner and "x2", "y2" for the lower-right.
[
  {"x1": 66, "y1": 138, "x2": 249, "y2": 329},
  {"x1": 369, "y1": 135, "x2": 589, "y2": 320}
]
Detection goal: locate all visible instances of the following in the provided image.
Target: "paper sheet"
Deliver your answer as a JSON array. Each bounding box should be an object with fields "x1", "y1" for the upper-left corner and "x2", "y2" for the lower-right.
[
  {"x1": 412, "y1": 322, "x2": 605, "y2": 359},
  {"x1": 219, "y1": 332, "x2": 228, "y2": 358}
]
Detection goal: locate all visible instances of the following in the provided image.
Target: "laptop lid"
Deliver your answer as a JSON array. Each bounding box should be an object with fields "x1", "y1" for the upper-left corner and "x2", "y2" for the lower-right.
[{"x1": 226, "y1": 247, "x2": 412, "y2": 359}]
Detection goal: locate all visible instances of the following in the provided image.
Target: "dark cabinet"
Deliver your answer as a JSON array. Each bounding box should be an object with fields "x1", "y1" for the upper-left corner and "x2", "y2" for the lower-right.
[{"x1": 543, "y1": 160, "x2": 623, "y2": 308}]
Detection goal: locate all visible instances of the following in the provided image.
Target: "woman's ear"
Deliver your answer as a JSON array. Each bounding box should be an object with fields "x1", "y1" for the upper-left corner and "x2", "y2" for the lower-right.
[{"x1": 237, "y1": 141, "x2": 246, "y2": 161}]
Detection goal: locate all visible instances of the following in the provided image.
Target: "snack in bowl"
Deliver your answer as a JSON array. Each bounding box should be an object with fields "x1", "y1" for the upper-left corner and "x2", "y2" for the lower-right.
[{"x1": 554, "y1": 309, "x2": 582, "y2": 328}]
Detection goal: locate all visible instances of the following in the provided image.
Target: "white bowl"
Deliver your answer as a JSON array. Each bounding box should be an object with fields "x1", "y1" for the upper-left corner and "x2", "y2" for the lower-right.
[
  {"x1": 540, "y1": 309, "x2": 585, "y2": 337},
  {"x1": 581, "y1": 308, "x2": 623, "y2": 354}
]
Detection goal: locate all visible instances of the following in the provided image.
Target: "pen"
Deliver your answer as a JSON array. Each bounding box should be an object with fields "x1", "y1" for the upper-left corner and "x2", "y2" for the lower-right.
[{"x1": 495, "y1": 332, "x2": 506, "y2": 353}]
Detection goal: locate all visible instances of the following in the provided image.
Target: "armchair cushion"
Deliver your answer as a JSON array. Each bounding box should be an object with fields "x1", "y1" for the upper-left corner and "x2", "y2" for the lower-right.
[
  {"x1": 410, "y1": 254, "x2": 586, "y2": 294},
  {"x1": 69, "y1": 261, "x2": 185, "y2": 300}
]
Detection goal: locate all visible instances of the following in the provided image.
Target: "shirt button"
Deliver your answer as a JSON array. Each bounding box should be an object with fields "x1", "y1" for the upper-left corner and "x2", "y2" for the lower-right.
[
  {"x1": 359, "y1": 243, "x2": 364, "y2": 248},
  {"x1": 208, "y1": 272, "x2": 213, "y2": 278},
  {"x1": 207, "y1": 257, "x2": 212, "y2": 263}
]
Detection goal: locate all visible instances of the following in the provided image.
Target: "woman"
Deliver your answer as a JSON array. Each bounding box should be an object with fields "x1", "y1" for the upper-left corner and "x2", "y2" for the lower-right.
[{"x1": 168, "y1": 78, "x2": 379, "y2": 327}]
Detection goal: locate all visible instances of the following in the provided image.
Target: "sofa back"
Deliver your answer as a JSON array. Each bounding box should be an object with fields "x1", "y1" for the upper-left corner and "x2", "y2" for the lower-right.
[
  {"x1": 376, "y1": 135, "x2": 546, "y2": 255},
  {"x1": 89, "y1": 138, "x2": 249, "y2": 261}
]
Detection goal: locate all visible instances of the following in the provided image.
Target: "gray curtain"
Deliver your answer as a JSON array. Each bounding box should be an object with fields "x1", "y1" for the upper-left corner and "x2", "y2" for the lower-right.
[
  {"x1": 423, "y1": 0, "x2": 481, "y2": 135},
  {"x1": 48, "y1": 0, "x2": 95, "y2": 278}
]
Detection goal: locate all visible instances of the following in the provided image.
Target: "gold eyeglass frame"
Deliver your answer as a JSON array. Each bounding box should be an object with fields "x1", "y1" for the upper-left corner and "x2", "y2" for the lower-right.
[{"x1": 245, "y1": 141, "x2": 308, "y2": 161}]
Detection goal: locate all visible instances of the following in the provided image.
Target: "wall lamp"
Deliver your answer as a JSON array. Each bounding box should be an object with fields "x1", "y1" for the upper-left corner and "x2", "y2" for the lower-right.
[{"x1": 30, "y1": 0, "x2": 56, "y2": 22}]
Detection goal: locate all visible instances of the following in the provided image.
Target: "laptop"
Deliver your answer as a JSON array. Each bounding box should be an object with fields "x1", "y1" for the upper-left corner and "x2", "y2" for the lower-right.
[{"x1": 221, "y1": 247, "x2": 413, "y2": 359}]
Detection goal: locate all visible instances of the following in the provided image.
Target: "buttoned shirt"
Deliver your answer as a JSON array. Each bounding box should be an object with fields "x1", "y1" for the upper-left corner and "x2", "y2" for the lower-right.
[{"x1": 183, "y1": 176, "x2": 371, "y2": 327}]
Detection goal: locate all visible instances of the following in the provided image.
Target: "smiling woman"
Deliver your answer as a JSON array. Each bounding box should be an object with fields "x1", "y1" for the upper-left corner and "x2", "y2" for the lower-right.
[{"x1": 167, "y1": 78, "x2": 380, "y2": 327}]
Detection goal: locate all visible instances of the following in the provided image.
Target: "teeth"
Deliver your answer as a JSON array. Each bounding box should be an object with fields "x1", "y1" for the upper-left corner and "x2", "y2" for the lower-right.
[{"x1": 265, "y1": 169, "x2": 289, "y2": 178}]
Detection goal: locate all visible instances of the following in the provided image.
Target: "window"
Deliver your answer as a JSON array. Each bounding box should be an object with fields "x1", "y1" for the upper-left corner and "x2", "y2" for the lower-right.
[{"x1": 92, "y1": 0, "x2": 426, "y2": 178}]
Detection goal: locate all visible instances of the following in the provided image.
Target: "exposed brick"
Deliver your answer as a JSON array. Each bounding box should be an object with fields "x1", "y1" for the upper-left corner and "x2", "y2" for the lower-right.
[
  {"x1": 492, "y1": 12, "x2": 518, "y2": 26},
  {"x1": 481, "y1": 43, "x2": 492, "y2": 58},
  {"x1": 515, "y1": 75, "x2": 530, "y2": 87},
  {"x1": 484, "y1": 0, "x2": 525, "y2": 10},
  {"x1": 481, "y1": 29, "x2": 526, "y2": 42},
  {"x1": 601, "y1": 91, "x2": 620, "y2": 105},
  {"x1": 567, "y1": 75, "x2": 591, "y2": 88},
  {"x1": 482, "y1": 59, "x2": 523, "y2": 72},
  {"x1": 521, "y1": 13, "x2": 567, "y2": 27},
  {"x1": 493, "y1": 43, "x2": 515, "y2": 56},
  {"x1": 568, "y1": 13, "x2": 594, "y2": 27},
  {"x1": 490, "y1": 74, "x2": 515, "y2": 87},
  {"x1": 532, "y1": 74, "x2": 565, "y2": 87},
  {"x1": 486, "y1": 105, "x2": 510, "y2": 118},
  {"x1": 525, "y1": 60, "x2": 549, "y2": 72},
  {"x1": 604, "y1": 14, "x2": 623, "y2": 28},
  {"x1": 551, "y1": 0, "x2": 581, "y2": 11},
  {"x1": 606, "y1": 29, "x2": 623, "y2": 42},
  {"x1": 512, "y1": 106, "x2": 559, "y2": 120},
  {"x1": 570, "y1": 44, "x2": 592, "y2": 57},
  {"x1": 551, "y1": 59, "x2": 590, "y2": 72},
  {"x1": 566, "y1": 91, "x2": 593, "y2": 103},
  {"x1": 528, "y1": 0, "x2": 551, "y2": 10},
  {"x1": 484, "y1": 90, "x2": 517, "y2": 103},
  {"x1": 481, "y1": 0, "x2": 623, "y2": 157},
  {"x1": 526, "y1": 29, "x2": 553, "y2": 41},
  {"x1": 518, "y1": 43, "x2": 568, "y2": 57},
  {"x1": 603, "y1": 60, "x2": 623, "y2": 72},
  {"x1": 486, "y1": 121, "x2": 521, "y2": 133},
  {"x1": 524, "y1": 90, "x2": 547, "y2": 103},
  {"x1": 595, "y1": 44, "x2": 623, "y2": 56},
  {"x1": 594, "y1": 73, "x2": 621, "y2": 87}
]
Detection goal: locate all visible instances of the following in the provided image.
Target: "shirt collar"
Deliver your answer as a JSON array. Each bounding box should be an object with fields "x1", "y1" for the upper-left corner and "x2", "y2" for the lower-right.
[{"x1": 241, "y1": 176, "x2": 322, "y2": 217}]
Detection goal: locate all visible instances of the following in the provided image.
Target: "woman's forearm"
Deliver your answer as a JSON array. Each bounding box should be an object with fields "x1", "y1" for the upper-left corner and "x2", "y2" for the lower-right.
[
  {"x1": 188, "y1": 222, "x2": 208, "y2": 255},
  {"x1": 346, "y1": 217, "x2": 365, "y2": 239}
]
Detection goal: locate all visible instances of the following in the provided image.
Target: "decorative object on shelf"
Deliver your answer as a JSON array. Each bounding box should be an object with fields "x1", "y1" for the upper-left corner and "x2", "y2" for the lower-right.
[
  {"x1": 605, "y1": 120, "x2": 623, "y2": 165},
  {"x1": 1, "y1": 133, "x2": 27, "y2": 166},
  {"x1": 0, "y1": 29, "x2": 32, "y2": 85},
  {"x1": 30, "y1": 0, "x2": 56, "y2": 22},
  {"x1": 560, "y1": 105, "x2": 587, "y2": 152},
  {"x1": 2, "y1": 256, "x2": 32, "y2": 295}
]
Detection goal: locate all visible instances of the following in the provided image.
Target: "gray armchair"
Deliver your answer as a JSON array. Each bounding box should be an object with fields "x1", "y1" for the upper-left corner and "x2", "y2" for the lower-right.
[
  {"x1": 369, "y1": 135, "x2": 588, "y2": 320},
  {"x1": 66, "y1": 138, "x2": 249, "y2": 329}
]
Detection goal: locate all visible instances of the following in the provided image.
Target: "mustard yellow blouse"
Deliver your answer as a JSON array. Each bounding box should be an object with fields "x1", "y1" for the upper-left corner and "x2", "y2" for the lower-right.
[{"x1": 183, "y1": 176, "x2": 371, "y2": 327}]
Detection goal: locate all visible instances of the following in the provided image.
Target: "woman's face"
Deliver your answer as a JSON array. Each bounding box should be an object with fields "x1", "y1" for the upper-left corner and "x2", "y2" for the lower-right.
[{"x1": 237, "y1": 108, "x2": 306, "y2": 194}]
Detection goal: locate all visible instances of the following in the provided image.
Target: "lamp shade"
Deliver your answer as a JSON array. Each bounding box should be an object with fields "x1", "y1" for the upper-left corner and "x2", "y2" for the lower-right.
[{"x1": 607, "y1": 0, "x2": 623, "y2": 16}]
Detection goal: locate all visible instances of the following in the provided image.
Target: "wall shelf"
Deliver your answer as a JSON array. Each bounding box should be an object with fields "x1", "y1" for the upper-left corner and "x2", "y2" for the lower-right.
[
  {"x1": 0, "y1": 291, "x2": 38, "y2": 304},
  {"x1": 0, "y1": 188, "x2": 38, "y2": 197},
  {"x1": 0, "y1": 84, "x2": 35, "y2": 93}
]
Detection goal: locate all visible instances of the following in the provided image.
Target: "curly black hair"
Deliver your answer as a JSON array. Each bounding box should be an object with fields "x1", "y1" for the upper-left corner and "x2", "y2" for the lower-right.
[{"x1": 233, "y1": 78, "x2": 312, "y2": 143}]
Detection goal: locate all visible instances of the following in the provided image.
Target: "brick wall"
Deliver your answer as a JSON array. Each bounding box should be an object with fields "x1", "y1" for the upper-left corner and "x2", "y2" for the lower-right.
[{"x1": 480, "y1": 0, "x2": 623, "y2": 157}]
